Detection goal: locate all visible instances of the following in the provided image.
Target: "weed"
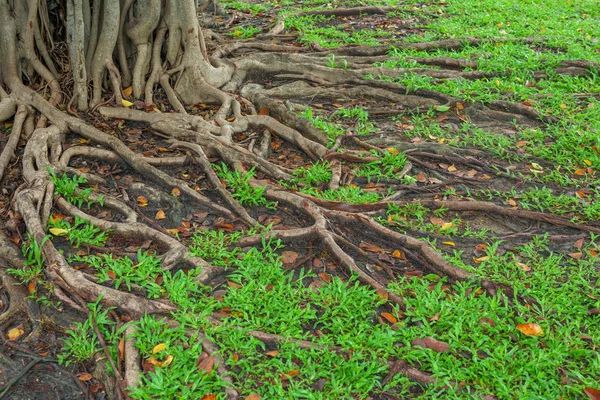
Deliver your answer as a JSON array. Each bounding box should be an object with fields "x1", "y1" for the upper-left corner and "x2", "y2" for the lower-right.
[
  {"x1": 48, "y1": 215, "x2": 110, "y2": 248},
  {"x1": 215, "y1": 164, "x2": 277, "y2": 209},
  {"x1": 49, "y1": 169, "x2": 104, "y2": 208}
]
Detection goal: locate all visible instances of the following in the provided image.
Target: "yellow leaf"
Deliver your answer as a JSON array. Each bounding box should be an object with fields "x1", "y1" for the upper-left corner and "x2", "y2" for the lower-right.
[
  {"x1": 121, "y1": 99, "x2": 134, "y2": 107},
  {"x1": 7, "y1": 327, "x2": 24, "y2": 340},
  {"x1": 442, "y1": 241, "x2": 455, "y2": 246},
  {"x1": 49, "y1": 227, "x2": 69, "y2": 236},
  {"x1": 583, "y1": 159, "x2": 592, "y2": 166},
  {"x1": 123, "y1": 87, "x2": 133, "y2": 97},
  {"x1": 440, "y1": 222, "x2": 453, "y2": 231},
  {"x1": 516, "y1": 323, "x2": 543, "y2": 337},
  {"x1": 165, "y1": 228, "x2": 179, "y2": 235},
  {"x1": 473, "y1": 256, "x2": 489, "y2": 264},
  {"x1": 147, "y1": 355, "x2": 173, "y2": 367},
  {"x1": 155, "y1": 210, "x2": 166, "y2": 220},
  {"x1": 137, "y1": 196, "x2": 148, "y2": 207},
  {"x1": 386, "y1": 147, "x2": 400, "y2": 155},
  {"x1": 265, "y1": 350, "x2": 279, "y2": 357},
  {"x1": 391, "y1": 249, "x2": 403, "y2": 258},
  {"x1": 152, "y1": 343, "x2": 167, "y2": 354},
  {"x1": 447, "y1": 164, "x2": 457, "y2": 172},
  {"x1": 245, "y1": 395, "x2": 261, "y2": 400},
  {"x1": 531, "y1": 163, "x2": 543, "y2": 170}
]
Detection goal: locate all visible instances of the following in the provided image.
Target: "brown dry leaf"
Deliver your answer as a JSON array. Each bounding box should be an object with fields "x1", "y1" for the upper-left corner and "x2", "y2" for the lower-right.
[
  {"x1": 574, "y1": 238, "x2": 585, "y2": 249},
  {"x1": 7, "y1": 328, "x2": 25, "y2": 340},
  {"x1": 123, "y1": 86, "x2": 133, "y2": 97},
  {"x1": 412, "y1": 336, "x2": 450, "y2": 353},
  {"x1": 588, "y1": 250, "x2": 598, "y2": 257},
  {"x1": 415, "y1": 172, "x2": 427, "y2": 182},
  {"x1": 569, "y1": 252, "x2": 583, "y2": 259},
  {"x1": 118, "y1": 339, "x2": 125, "y2": 360},
  {"x1": 147, "y1": 355, "x2": 173, "y2": 368},
  {"x1": 265, "y1": 350, "x2": 280, "y2": 357},
  {"x1": 391, "y1": 249, "x2": 403, "y2": 259},
  {"x1": 429, "y1": 313, "x2": 440, "y2": 322},
  {"x1": 280, "y1": 369, "x2": 300, "y2": 380},
  {"x1": 165, "y1": 228, "x2": 179, "y2": 235},
  {"x1": 137, "y1": 196, "x2": 148, "y2": 207},
  {"x1": 429, "y1": 217, "x2": 445, "y2": 226},
  {"x1": 152, "y1": 343, "x2": 167, "y2": 354},
  {"x1": 376, "y1": 288, "x2": 389, "y2": 301},
  {"x1": 77, "y1": 372, "x2": 93, "y2": 381},
  {"x1": 318, "y1": 272, "x2": 332, "y2": 283},
  {"x1": 359, "y1": 242, "x2": 383, "y2": 253},
  {"x1": 380, "y1": 312, "x2": 397, "y2": 324},
  {"x1": 198, "y1": 356, "x2": 216, "y2": 374},
  {"x1": 107, "y1": 270, "x2": 117, "y2": 280},
  {"x1": 155, "y1": 209, "x2": 166, "y2": 220},
  {"x1": 227, "y1": 281, "x2": 243, "y2": 289},
  {"x1": 574, "y1": 168, "x2": 594, "y2": 176},
  {"x1": 515, "y1": 262, "x2": 531, "y2": 272},
  {"x1": 200, "y1": 395, "x2": 217, "y2": 400},
  {"x1": 516, "y1": 323, "x2": 543, "y2": 337},
  {"x1": 584, "y1": 388, "x2": 600, "y2": 400},
  {"x1": 245, "y1": 395, "x2": 261, "y2": 400},
  {"x1": 281, "y1": 251, "x2": 299, "y2": 265},
  {"x1": 507, "y1": 199, "x2": 518, "y2": 207}
]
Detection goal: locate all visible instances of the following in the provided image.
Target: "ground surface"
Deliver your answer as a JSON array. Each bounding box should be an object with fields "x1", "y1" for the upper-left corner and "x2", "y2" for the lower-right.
[{"x1": 1, "y1": 0, "x2": 600, "y2": 399}]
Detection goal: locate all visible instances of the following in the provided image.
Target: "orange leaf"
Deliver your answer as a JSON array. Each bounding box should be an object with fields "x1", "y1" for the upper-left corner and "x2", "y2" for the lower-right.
[
  {"x1": 376, "y1": 288, "x2": 389, "y2": 301},
  {"x1": 245, "y1": 395, "x2": 261, "y2": 400},
  {"x1": 77, "y1": 372, "x2": 93, "y2": 381},
  {"x1": 7, "y1": 327, "x2": 24, "y2": 341},
  {"x1": 359, "y1": 242, "x2": 383, "y2": 253},
  {"x1": 516, "y1": 323, "x2": 543, "y2": 337},
  {"x1": 198, "y1": 356, "x2": 215, "y2": 374},
  {"x1": 569, "y1": 252, "x2": 583, "y2": 259},
  {"x1": 318, "y1": 272, "x2": 332, "y2": 283},
  {"x1": 147, "y1": 355, "x2": 173, "y2": 368},
  {"x1": 265, "y1": 350, "x2": 279, "y2": 357},
  {"x1": 28, "y1": 282, "x2": 36, "y2": 294},
  {"x1": 281, "y1": 251, "x2": 299, "y2": 264},
  {"x1": 280, "y1": 369, "x2": 300, "y2": 380},
  {"x1": 201, "y1": 395, "x2": 217, "y2": 400},
  {"x1": 123, "y1": 87, "x2": 133, "y2": 97},
  {"x1": 391, "y1": 249, "x2": 404, "y2": 258},
  {"x1": 107, "y1": 270, "x2": 117, "y2": 280},
  {"x1": 381, "y1": 312, "x2": 397, "y2": 324},
  {"x1": 137, "y1": 196, "x2": 148, "y2": 207},
  {"x1": 412, "y1": 336, "x2": 450, "y2": 352},
  {"x1": 227, "y1": 281, "x2": 242, "y2": 288},
  {"x1": 258, "y1": 107, "x2": 270, "y2": 115},
  {"x1": 155, "y1": 209, "x2": 166, "y2": 220},
  {"x1": 171, "y1": 187, "x2": 181, "y2": 197},
  {"x1": 585, "y1": 388, "x2": 600, "y2": 400}
]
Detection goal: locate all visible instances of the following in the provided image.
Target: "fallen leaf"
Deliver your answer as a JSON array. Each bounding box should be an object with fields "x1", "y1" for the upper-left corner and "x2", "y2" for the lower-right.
[
  {"x1": 381, "y1": 312, "x2": 397, "y2": 324},
  {"x1": 516, "y1": 262, "x2": 531, "y2": 272},
  {"x1": 473, "y1": 256, "x2": 490, "y2": 264},
  {"x1": 137, "y1": 196, "x2": 148, "y2": 207},
  {"x1": 318, "y1": 272, "x2": 332, "y2": 283},
  {"x1": 265, "y1": 350, "x2": 279, "y2": 357},
  {"x1": 359, "y1": 242, "x2": 383, "y2": 253},
  {"x1": 171, "y1": 187, "x2": 181, "y2": 197},
  {"x1": 429, "y1": 217, "x2": 445, "y2": 226},
  {"x1": 49, "y1": 227, "x2": 69, "y2": 236},
  {"x1": 516, "y1": 323, "x2": 543, "y2": 337},
  {"x1": 28, "y1": 282, "x2": 36, "y2": 294},
  {"x1": 123, "y1": 87, "x2": 133, "y2": 97},
  {"x1": 198, "y1": 356, "x2": 215, "y2": 374},
  {"x1": 583, "y1": 160, "x2": 592, "y2": 167},
  {"x1": 376, "y1": 288, "x2": 389, "y2": 301},
  {"x1": 200, "y1": 395, "x2": 217, "y2": 400},
  {"x1": 121, "y1": 99, "x2": 134, "y2": 107},
  {"x1": 155, "y1": 210, "x2": 166, "y2": 220},
  {"x1": 440, "y1": 222, "x2": 454, "y2": 230},
  {"x1": 227, "y1": 281, "x2": 242, "y2": 289},
  {"x1": 574, "y1": 238, "x2": 585, "y2": 249},
  {"x1": 447, "y1": 164, "x2": 457, "y2": 172},
  {"x1": 442, "y1": 241, "x2": 455, "y2": 246},
  {"x1": 412, "y1": 336, "x2": 450, "y2": 352},
  {"x1": 7, "y1": 327, "x2": 24, "y2": 341},
  {"x1": 507, "y1": 199, "x2": 518, "y2": 207},
  {"x1": 147, "y1": 355, "x2": 173, "y2": 368},
  {"x1": 152, "y1": 343, "x2": 167, "y2": 354},
  {"x1": 569, "y1": 252, "x2": 583, "y2": 259},
  {"x1": 77, "y1": 372, "x2": 93, "y2": 381},
  {"x1": 280, "y1": 369, "x2": 300, "y2": 380},
  {"x1": 281, "y1": 251, "x2": 299, "y2": 264},
  {"x1": 258, "y1": 107, "x2": 270, "y2": 115},
  {"x1": 584, "y1": 388, "x2": 600, "y2": 400},
  {"x1": 245, "y1": 395, "x2": 261, "y2": 400},
  {"x1": 391, "y1": 249, "x2": 404, "y2": 258},
  {"x1": 435, "y1": 105, "x2": 450, "y2": 112}
]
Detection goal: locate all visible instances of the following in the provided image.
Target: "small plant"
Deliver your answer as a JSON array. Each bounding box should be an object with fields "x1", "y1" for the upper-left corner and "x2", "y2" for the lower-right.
[
  {"x1": 48, "y1": 215, "x2": 110, "y2": 248},
  {"x1": 215, "y1": 164, "x2": 277, "y2": 209},
  {"x1": 70, "y1": 250, "x2": 163, "y2": 295},
  {"x1": 58, "y1": 296, "x2": 117, "y2": 366},
  {"x1": 190, "y1": 229, "x2": 243, "y2": 266},
  {"x1": 325, "y1": 53, "x2": 349, "y2": 69},
  {"x1": 299, "y1": 108, "x2": 346, "y2": 146},
  {"x1": 230, "y1": 26, "x2": 261, "y2": 39},
  {"x1": 302, "y1": 186, "x2": 380, "y2": 204},
  {"x1": 356, "y1": 149, "x2": 408, "y2": 181},
  {"x1": 7, "y1": 234, "x2": 48, "y2": 284},
  {"x1": 334, "y1": 106, "x2": 376, "y2": 135},
  {"x1": 49, "y1": 169, "x2": 104, "y2": 208},
  {"x1": 292, "y1": 160, "x2": 332, "y2": 186}
]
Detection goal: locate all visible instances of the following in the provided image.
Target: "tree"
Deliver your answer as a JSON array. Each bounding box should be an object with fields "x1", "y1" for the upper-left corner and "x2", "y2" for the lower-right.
[{"x1": 2, "y1": 0, "x2": 594, "y2": 395}]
